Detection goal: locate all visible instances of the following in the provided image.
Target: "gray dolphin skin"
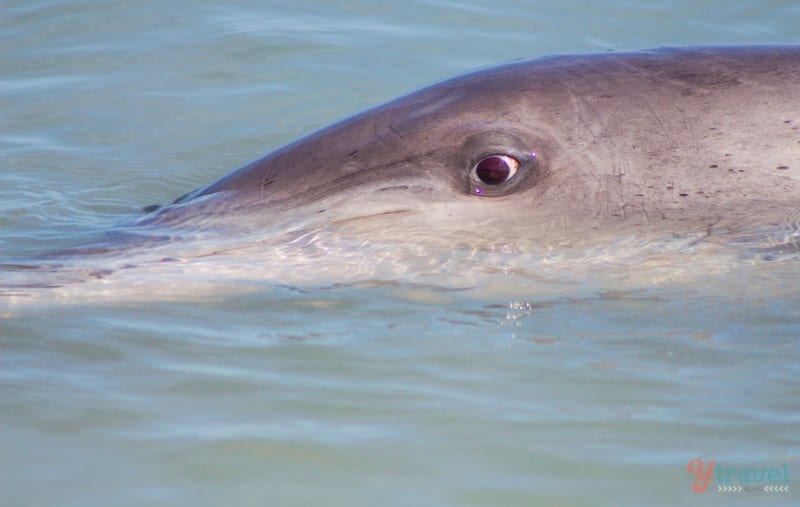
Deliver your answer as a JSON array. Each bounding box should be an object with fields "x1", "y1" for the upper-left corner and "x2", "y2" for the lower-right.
[{"x1": 147, "y1": 46, "x2": 800, "y2": 239}]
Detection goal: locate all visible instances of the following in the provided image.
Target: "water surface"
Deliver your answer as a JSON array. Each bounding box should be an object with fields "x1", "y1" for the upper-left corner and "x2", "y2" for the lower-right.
[{"x1": 1, "y1": 1, "x2": 799, "y2": 506}]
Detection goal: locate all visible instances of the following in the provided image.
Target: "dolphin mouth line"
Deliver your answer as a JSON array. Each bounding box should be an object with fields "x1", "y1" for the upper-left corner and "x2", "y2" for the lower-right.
[{"x1": 330, "y1": 209, "x2": 413, "y2": 225}]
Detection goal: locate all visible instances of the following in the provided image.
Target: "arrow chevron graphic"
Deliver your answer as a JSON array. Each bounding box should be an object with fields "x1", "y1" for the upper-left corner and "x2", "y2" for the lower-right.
[
  {"x1": 715, "y1": 484, "x2": 791, "y2": 493},
  {"x1": 717, "y1": 485, "x2": 743, "y2": 492}
]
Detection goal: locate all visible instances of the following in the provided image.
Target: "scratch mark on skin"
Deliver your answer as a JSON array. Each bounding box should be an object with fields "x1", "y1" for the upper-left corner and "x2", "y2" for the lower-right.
[
  {"x1": 260, "y1": 177, "x2": 275, "y2": 199},
  {"x1": 687, "y1": 215, "x2": 723, "y2": 247}
]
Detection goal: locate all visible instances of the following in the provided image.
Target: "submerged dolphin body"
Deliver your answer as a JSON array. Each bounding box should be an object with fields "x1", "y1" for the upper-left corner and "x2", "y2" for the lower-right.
[{"x1": 142, "y1": 45, "x2": 800, "y2": 243}]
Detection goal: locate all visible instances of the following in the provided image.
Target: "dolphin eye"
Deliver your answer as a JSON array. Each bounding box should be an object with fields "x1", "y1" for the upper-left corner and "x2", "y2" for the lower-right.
[{"x1": 472, "y1": 155, "x2": 520, "y2": 186}]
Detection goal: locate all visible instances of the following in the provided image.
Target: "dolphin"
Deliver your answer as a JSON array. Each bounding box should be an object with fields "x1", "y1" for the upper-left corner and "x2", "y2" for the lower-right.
[
  {"x1": 2, "y1": 45, "x2": 800, "y2": 302},
  {"x1": 138, "y1": 45, "x2": 799, "y2": 248}
]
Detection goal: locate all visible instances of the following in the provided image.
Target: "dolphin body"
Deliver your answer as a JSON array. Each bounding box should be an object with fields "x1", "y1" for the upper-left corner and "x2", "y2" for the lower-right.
[
  {"x1": 140, "y1": 45, "x2": 800, "y2": 247},
  {"x1": 2, "y1": 45, "x2": 800, "y2": 302}
]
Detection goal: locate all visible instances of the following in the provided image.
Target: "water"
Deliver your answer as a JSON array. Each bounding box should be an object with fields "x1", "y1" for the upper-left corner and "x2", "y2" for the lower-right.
[{"x1": 2, "y1": 1, "x2": 799, "y2": 505}]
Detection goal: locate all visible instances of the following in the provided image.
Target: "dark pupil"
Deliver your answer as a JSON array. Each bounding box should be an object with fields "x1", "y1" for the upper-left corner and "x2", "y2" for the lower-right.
[{"x1": 475, "y1": 156, "x2": 511, "y2": 185}]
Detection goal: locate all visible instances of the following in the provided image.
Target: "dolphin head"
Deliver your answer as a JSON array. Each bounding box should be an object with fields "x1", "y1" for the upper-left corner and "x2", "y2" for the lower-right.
[
  {"x1": 146, "y1": 58, "x2": 599, "y2": 237},
  {"x1": 6, "y1": 47, "x2": 800, "y2": 301},
  {"x1": 142, "y1": 46, "x2": 800, "y2": 252}
]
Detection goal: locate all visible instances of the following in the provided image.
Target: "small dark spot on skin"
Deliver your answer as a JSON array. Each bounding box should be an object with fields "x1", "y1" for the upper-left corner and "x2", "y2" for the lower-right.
[
  {"x1": 159, "y1": 257, "x2": 178, "y2": 262},
  {"x1": 142, "y1": 204, "x2": 161, "y2": 213},
  {"x1": 709, "y1": 164, "x2": 718, "y2": 168},
  {"x1": 666, "y1": 185, "x2": 674, "y2": 190},
  {"x1": 89, "y1": 269, "x2": 113, "y2": 279},
  {"x1": 724, "y1": 153, "x2": 732, "y2": 157},
  {"x1": 679, "y1": 193, "x2": 689, "y2": 197},
  {"x1": 777, "y1": 165, "x2": 789, "y2": 170},
  {"x1": 347, "y1": 150, "x2": 360, "y2": 157},
  {"x1": 728, "y1": 169, "x2": 735, "y2": 173},
  {"x1": 785, "y1": 120, "x2": 792, "y2": 124},
  {"x1": 634, "y1": 193, "x2": 644, "y2": 197},
  {"x1": 708, "y1": 127, "x2": 717, "y2": 131},
  {"x1": 317, "y1": 209, "x2": 326, "y2": 214},
  {"x1": 738, "y1": 169, "x2": 744, "y2": 173}
]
